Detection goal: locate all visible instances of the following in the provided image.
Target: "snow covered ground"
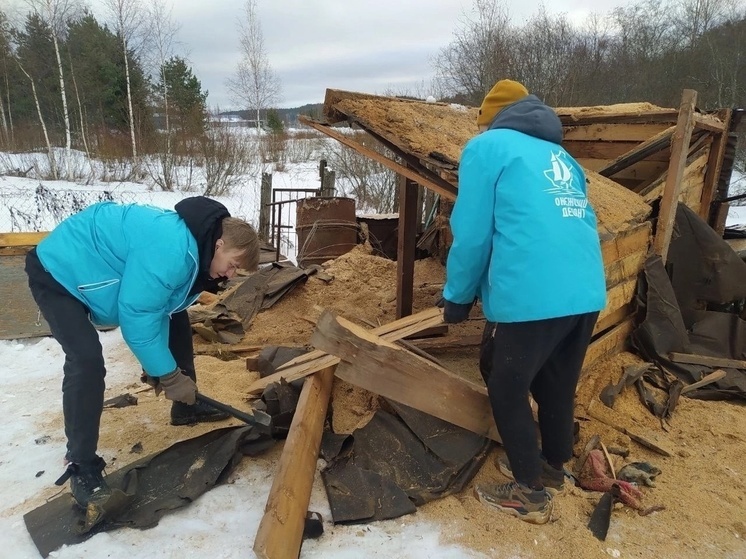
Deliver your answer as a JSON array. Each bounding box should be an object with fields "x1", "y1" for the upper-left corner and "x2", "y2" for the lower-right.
[{"x1": 0, "y1": 330, "x2": 484, "y2": 559}]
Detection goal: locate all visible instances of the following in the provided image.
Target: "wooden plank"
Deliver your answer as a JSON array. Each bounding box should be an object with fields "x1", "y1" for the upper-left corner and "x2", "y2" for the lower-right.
[
  {"x1": 396, "y1": 176, "x2": 417, "y2": 318},
  {"x1": 410, "y1": 334, "x2": 482, "y2": 351},
  {"x1": 598, "y1": 125, "x2": 675, "y2": 178},
  {"x1": 669, "y1": 352, "x2": 746, "y2": 370},
  {"x1": 693, "y1": 113, "x2": 726, "y2": 133},
  {"x1": 558, "y1": 109, "x2": 679, "y2": 126},
  {"x1": 311, "y1": 311, "x2": 500, "y2": 441},
  {"x1": 592, "y1": 305, "x2": 631, "y2": 337},
  {"x1": 699, "y1": 109, "x2": 732, "y2": 222},
  {"x1": 681, "y1": 369, "x2": 727, "y2": 394},
  {"x1": 245, "y1": 307, "x2": 444, "y2": 395},
  {"x1": 299, "y1": 116, "x2": 457, "y2": 201},
  {"x1": 583, "y1": 318, "x2": 634, "y2": 371},
  {"x1": 253, "y1": 366, "x2": 334, "y2": 559},
  {"x1": 578, "y1": 158, "x2": 668, "y2": 180},
  {"x1": 564, "y1": 140, "x2": 668, "y2": 161},
  {"x1": 0, "y1": 247, "x2": 36, "y2": 256},
  {"x1": 563, "y1": 123, "x2": 671, "y2": 142},
  {"x1": 586, "y1": 399, "x2": 674, "y2": 457},
  {"x1": 604, "y1": 250, "x2": 646, "y2": 289},
  {"x1": 653, "y1": 89, "x2": 698, "y2": 262},
  {"x1": 598, "y1": 279, "x2": 637, "y2": 323},
  {"x1": 601, "y1": 222, "x2": 651, "y2": 266},
  {"x1": 0, "y1": 232, "x2": 48, "y2": 247},
  {"x1": 641, "y1": 147, "x2": 710, "y2": 203}
]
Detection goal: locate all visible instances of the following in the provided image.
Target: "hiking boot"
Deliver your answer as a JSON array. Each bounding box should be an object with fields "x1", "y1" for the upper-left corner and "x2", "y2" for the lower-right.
[
  {"x1": 55, "y1": 456, "x2": 111, "y2": 508},
  {"x1": 170, "y1": 400, "x2": 230, "y2": 426},
  {"x1": 498, "y1": 455, "x2": 566, "y2": 495},
  {"x1": 474, "y1": 481, "x2": 552, "y2": 525}
]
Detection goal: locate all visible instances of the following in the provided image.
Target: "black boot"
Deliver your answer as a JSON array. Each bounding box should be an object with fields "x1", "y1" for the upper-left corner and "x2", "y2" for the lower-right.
[
  {"x1": 55, "y1": 456, "x2": 111, "y2": 508},
  {"x1": 170, "y1": 400, "x2": 231, "y2": 426}
]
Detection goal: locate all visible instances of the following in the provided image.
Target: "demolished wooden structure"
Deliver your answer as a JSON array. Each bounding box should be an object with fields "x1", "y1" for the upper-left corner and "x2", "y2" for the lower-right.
[{"x1": 247, "y1": 88, "x2": 736, "y2": 558}]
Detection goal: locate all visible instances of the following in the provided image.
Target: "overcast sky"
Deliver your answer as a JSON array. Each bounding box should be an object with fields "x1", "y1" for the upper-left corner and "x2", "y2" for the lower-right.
[{"x1": 7, "y1": 0, "x2": 627, "y2": 110}]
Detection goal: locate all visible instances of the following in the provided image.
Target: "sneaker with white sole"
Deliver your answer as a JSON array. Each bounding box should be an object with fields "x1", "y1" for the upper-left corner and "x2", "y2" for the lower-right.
[
  {"x1": 497, "y1": 455, "x2": 566, "y2": 495},
  {"x1": 474, "y1": 481, "x2": 552, "y2": 524}
]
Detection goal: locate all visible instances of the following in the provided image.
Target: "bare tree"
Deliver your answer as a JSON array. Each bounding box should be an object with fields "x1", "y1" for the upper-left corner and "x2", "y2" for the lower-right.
[
  {"x1": 104, "y1": 0, "x2": 145, "y2": 163},
  {"x1": 16, "y1": 58, "x2": 56, "y2": 178},
  {"x1": 433, "y1": 0, "x2": 515, "y2": 104},
  {"x1": 227, "y1": 0, "x2": 281, "y2": 128},
  {"x1": 146, "y1": 0, "x2": 179, "y2": 189},
  {"x1": 27, "y1": 0, "x2": 79, "y2": 178}
]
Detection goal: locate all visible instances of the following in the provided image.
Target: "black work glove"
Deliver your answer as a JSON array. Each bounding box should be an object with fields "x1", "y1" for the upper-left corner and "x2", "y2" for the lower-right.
[
  {"x1": 443, "y1": 299, "x2": 474, "y2": 324},
  {"x1": 141, "y1": 368, "x2": 197, "y2": 405}
]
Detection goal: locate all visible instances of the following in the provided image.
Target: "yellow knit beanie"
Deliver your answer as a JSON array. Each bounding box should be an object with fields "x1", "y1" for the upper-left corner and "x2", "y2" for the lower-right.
[{"x1": 476, "y1": 79, "x2": 529, "y2": 127}]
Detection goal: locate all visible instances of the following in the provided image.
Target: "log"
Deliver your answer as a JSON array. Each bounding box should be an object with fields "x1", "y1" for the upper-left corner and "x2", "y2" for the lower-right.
[
  {"x1": 583, "y1": 318, "x2": 634, "y2": 372},
  {"x1": 563, "y1": 123, "x2": 672, "y2": 142},
  {"x1": 586, "y1": 399, "x2": 674, "y2": 457},
  {"x1": 311, "y1": 311, "x2": 500, "y2": 441},
  {"x1": 253, "y1": 366, "x2": 335, "y2": 559},
  {"x1": 669, "y1": 352, "x2": 746, "y2": 370},
  {"x1": 600, "y1": 222, "x2": 651, "y2": 266},
  {"x1": 246, "y1": 307, "x2": 444, "y2": 395},
  {"x1": 598, "y1": 125, "x2": 675, "y2": 178}
]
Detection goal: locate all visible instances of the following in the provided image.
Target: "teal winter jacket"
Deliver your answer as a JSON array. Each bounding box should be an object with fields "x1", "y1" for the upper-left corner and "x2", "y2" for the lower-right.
[
  {"x1": 444, "y1": 95, "x2": 607, "y2": 322},
  {"x1": 36, "y1": 202, "x2": 201, "y2": 376}
]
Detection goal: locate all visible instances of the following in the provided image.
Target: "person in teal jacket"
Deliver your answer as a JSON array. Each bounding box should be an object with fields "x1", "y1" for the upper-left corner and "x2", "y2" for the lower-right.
[
  {"x1": 25, "y1": 196, "x2": 259, "y2": 509},
  {"x1": 442, "y1": 80, "x2": 606, "y2": 524}
]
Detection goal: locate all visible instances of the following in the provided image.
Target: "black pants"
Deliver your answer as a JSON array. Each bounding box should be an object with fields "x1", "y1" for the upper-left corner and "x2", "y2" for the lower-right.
[
  {"x1": 25, "y1": 249, "x2": 195, "y2": 464},
  {"x1": 479, "y1": 311, "x2": 599, "y2": 487}
]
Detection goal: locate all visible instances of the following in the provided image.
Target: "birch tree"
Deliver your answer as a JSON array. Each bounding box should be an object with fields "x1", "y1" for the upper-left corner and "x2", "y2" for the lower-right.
[
  {"x1": 146, "y1": 0, "x2": 178, "y2": 189},
  {"x1": 104, "y1": 0, "x2": 144, "y2": 163},
  {"x1": 227, "y1": 0, "x2": 281, "y2": 128},
  {"x1": 27, "y1": 0, "x2": 78, "y2": 177}
]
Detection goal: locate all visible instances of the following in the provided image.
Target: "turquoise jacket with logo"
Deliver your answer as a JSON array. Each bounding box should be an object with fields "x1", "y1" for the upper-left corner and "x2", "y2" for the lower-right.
[
  {"x1": 37, "y1": 202, "x2": 200, "y2": 376},
  {"x1": 444, "y1": 95, "x2": 606, "y2": 322}
]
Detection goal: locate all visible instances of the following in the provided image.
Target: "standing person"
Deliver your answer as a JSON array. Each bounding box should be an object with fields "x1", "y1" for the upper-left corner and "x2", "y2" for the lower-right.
[
  {"x1": 25, "y1": 196, "x2": 260, "y2": 509},
  {"x1": 441, "y1": 79, "x2": 606, "y2": 524}
]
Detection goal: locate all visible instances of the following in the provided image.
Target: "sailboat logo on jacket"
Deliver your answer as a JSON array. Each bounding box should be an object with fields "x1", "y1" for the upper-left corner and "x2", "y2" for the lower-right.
[{"x1": 543, "y1": 151, "x2": 584, "y2": 198}]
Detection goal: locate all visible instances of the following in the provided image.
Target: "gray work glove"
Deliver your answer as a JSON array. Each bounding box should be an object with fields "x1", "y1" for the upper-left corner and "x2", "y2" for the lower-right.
[{"x1": 141, "y1": 368, "x2": 197, "y2": 405}]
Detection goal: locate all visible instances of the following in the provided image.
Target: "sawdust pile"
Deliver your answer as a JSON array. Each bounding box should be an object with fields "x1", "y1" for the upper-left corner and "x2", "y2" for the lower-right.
[
  {"x1": 241, "y1": 245, "x2": 447, "y2": 347},
  {"x1": 587, "y1": 171, "x2": 653, "y2": 239}
]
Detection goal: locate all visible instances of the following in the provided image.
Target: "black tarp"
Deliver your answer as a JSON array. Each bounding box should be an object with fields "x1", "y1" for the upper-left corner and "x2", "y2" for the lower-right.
[
  {"x1": 631, "y1": 205, "x2": 746, "y2": 399},
  {"x1": 24, "y1": 426, "x2": 271, "y2": 558},
  {"x1": 321, "y1": 401, "x2": 493, "y2": 524}
]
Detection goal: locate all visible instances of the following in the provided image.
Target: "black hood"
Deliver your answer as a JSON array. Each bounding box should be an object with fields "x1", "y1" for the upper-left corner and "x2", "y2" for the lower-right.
[
  {"x1": 488, "y1": 94, "x2": 563, "y2": 145},
  {"x1": 175, "y1": 196, "x2": 230, "y2": 295}
]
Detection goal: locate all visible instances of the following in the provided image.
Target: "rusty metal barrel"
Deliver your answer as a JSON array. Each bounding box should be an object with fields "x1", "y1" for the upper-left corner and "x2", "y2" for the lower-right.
[{"x1": 296, "y1": 197, "x2": 358, "y2": 268}]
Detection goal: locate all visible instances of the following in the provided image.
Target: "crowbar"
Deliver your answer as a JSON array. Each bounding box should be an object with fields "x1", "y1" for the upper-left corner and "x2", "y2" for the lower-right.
[{"x1": 196, "y1": 392, "x2": 274, "y2": 436}]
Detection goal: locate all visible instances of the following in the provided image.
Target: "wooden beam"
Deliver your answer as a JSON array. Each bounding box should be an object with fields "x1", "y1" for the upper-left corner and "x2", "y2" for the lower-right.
[
  {"x1": 598, "y1": 125, "x2": 675, "y2": 178},
  {"x1": 583, "y1": 318, "x2": 634, "y2": 371},
  {"x1": 604, "y1": 250, "x2": 646, "y2": 289},
  {"x1": 396, "y1": 176, "x2": 417, "y2": 318},
  {"x1": 299, "y1": 116, "x2": 457, "y2": 201},
  {"x1": 653, "y1": 89, "x2": 698, "y2": 262},
  {"x1": 591, "y1": 305, "x2": 631, "y2": 337},
  {"x1": 699, "y1": 109, "x2": 733, "y2": 222},
  {"x1": 245, "y1": 307, "x2": 444, "y2": 395},
  {"x1": 563, "y1": 123, "x2": 672, "y2": 142},
  {"x1": 669, "y1": 352, "x2": 746, "y2": 370},
  {"x1": 253, "y1": 366, "x2": 335, "y2": 559},
  {"x1": 311, "y1": 311, "x2": 500, "y2": 441},
  {"x1": 693, "y1": 113, "x2": 726, "y2": 133},
  {"x1": 0, "y1": 232, "x2": 48, "y2": 247},
  {"x1": 558, "y1": 109, "x2": 679, "y2": 126},
  {"x1": 598, "y1": 279, "x2": 637, "y2": 324},
  {"x1": 601, "y1": 222, "x2": 651, "y2": 266}
]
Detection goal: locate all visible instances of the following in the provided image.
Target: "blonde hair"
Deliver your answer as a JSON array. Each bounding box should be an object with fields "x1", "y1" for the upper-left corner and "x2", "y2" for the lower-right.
[{"x1": 221, "y1": 217, "x2": 260, "y2": 271}]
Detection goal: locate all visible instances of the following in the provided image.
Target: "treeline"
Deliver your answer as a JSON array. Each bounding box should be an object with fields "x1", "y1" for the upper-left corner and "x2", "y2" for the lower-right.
[
  {"x1": 0, "y1": 7, "x2": 207, "y2": 167},
  {"x1": 435, "y1": 0, "x2": 746, "y2": 112}
]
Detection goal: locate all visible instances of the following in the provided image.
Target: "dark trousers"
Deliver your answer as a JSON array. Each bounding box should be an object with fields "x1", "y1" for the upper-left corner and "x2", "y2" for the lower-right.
[
  {"x1": 479, "y1": 311, "x2": 599, "y2": 487},
  {"x1": 25, "y1": 249, "x2": 194, "y2": 464}
]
